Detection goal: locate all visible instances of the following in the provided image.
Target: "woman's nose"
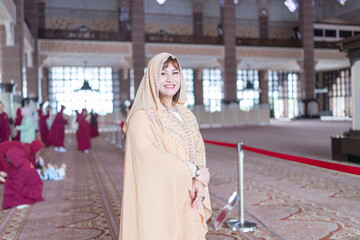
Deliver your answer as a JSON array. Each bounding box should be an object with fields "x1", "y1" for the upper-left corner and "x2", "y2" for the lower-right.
[{"x1": 165, "y1": 74, "x2": 173, "y2": 82}]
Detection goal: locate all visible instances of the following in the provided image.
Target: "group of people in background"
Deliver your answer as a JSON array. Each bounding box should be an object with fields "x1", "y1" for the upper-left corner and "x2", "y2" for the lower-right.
[
  {"x1": 0, "y1": 100, "x2": 100, "y2": 210},
  {"x1": 0, "y1": 100, "x2": 99, "y2": 153}
]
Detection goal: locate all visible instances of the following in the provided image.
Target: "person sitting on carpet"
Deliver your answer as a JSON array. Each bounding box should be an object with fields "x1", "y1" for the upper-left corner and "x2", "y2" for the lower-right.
[
  {"x1": 0, "y1": 139, "x2": 45, "y2": 169},
  {"x1": 2, "y1": 147, "x2": 44, "y2": 209},
  {"x1": 38, "y1": 163, "x2": 66, "y2": 181}
]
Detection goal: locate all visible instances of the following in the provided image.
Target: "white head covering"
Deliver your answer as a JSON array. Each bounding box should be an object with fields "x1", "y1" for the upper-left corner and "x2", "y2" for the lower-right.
[
  {"x1": 123, "y1": 52, "x2": 187, "y2": 133},
  {"x1": 21, "y1": 106, "x2": 33, "y2": 118}
]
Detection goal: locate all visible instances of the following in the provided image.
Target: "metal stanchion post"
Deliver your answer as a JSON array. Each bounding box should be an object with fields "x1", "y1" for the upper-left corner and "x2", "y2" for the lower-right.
[
  {"x1": 226, "y1": 142, "x2": 257, "y2": 232},
  {"x1": 105, "y1": 123, "x2": 110, "y2": 142},
  {"x1": 111, "y1": 124, "x2": 116, "y2": 144},
  {"x1": 116, "y1": 125, "x2": 122, "y2": 148}
]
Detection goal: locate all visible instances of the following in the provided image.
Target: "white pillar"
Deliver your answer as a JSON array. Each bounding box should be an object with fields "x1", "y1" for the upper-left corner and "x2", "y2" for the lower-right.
[{"x1": 352, "y1": 60, "x2": 360, "y2": 130}]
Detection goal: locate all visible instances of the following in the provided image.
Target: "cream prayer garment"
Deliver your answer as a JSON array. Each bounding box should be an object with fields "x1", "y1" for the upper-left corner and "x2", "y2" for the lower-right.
[{"x1": 119, "y1": 53, "x2": 212, "y2": 240}]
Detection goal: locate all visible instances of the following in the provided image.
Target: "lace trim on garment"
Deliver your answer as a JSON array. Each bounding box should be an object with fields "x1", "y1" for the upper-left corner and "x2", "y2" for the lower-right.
[
  {"x1": 161, "y1": 106, "x2": 196, "y2": 164},
  {"x1": 195, "y1": 131, "x2": 206, "y2": 166},
  {"x1": 155, "y1": 53, "x2": 174, "y2": 98},
  {"x1": 177, "y1": 107, "x2": 198, "y2": 164},
  {"x1": 145, "y1": 110, "x2": 163, "y2": 149},
  {"x1": 144, "y1": 109, "x2": 193, "y2": 176}
]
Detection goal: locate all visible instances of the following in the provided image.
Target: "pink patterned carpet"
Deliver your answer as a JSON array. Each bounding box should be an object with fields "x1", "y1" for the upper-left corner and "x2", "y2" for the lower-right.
[{"x1": 0, "y1": 119, "x2": 359, "y2": 239}]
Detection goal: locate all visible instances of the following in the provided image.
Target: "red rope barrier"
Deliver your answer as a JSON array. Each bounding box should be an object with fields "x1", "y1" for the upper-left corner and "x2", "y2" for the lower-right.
[{"x1": 203, "y1": 139, "x2": 360, "y2": 176}]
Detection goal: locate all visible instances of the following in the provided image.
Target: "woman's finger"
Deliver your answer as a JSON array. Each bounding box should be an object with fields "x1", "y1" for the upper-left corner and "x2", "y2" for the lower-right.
[
  {"x1": 190, "y1": 185, "x2": 195, "y2": 199},
  {"x1": 195, "y1": 196, "x2": 205, "y2": 209},
  {"x1": 192, "y1": 195, "x2": 201, "y2": 208}
]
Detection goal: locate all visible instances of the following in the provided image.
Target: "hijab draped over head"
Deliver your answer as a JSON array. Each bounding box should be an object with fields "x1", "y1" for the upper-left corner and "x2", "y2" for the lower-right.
[
  {"x1": 123, "y1": 52, "x2": 187, "y2": 133},
  {"x1": 21, "y1": 107, "x2": 33, "y2": 118}
]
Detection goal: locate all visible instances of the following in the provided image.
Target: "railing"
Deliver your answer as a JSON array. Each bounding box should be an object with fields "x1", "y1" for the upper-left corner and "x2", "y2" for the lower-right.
[
  {"x1": 236, "y1": 37, "x2": 302, "y2": 48},
  {"x1": 314, "y1": 41, "x2": 338, "y2": 49},
  {"x1": 236, "y1": 37, "x2": 338, "y2": 49},
  {"x1": 145, "y1": 33, "x2": 223, "y2": 45},
  {"x1": 193, "y1": 104, "x2": 270, "y2": 128},
  {"x1": 314, "y1": 22, "x2": 360, "y2": 42},
  {"x1": 39, "y1": 29, "x2": 131, "y2": 42},
  {"x1": 38, "y1": 29, "x2": 338, "y2": 49}
]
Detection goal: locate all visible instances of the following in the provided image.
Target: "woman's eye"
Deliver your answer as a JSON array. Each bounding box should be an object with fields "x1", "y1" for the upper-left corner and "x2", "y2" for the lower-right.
[
  {"x1": 161, "y1": 72, "x2": 167, "y2": 76},
  {"x1": 173, "y1": 71, "x2": 179, "y2": 75}
]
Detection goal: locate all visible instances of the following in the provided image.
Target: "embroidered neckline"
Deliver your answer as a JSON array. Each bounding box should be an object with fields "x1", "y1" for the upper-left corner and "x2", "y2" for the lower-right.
[{"x1": 165, "y1": 106, "x2": 179, "y2": 113}]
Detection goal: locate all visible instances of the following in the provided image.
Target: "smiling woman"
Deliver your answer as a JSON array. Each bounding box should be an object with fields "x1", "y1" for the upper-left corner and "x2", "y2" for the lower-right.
[
  {"x1": 119, "y1": 52, "x2": 212, "y2": 240},
  {"x1": 158, "y1": 57, "x2": 182, "y2": 108}
]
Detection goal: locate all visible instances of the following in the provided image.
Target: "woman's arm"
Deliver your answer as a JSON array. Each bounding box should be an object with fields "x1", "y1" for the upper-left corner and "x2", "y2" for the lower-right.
[
  {"x1": 16, "y1": 118, "x2": 32, "y2": 131},
  {"x1": 128, "y1": 110, "x2": 193, "y2": 178}
]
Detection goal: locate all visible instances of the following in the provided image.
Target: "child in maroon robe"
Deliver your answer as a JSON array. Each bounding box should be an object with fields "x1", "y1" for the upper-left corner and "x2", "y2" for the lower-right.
[
  {"x1": 38, "y1": 107, "x2": 50, "y2": 143},
  {"x1": 2, "y1": 147, "x2": 44, "y2": 209},
  {"x1": 0, "y1": 102, "x2": 11, "y2": 143},
  {"x1": 13, "y1": 108, "x2": 22, "y2": 141},
  {"x1": 46, "y1": 105, "x2": 67, "y2": 152},
  {"x1": 76, "y1": 109, "x2": 91, "y2": 153}
]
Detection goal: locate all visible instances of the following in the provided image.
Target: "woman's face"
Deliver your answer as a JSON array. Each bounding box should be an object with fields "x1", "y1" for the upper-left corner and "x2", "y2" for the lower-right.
[{"x1": 159, "y1": 63, "x2": 181, "y2": 101}]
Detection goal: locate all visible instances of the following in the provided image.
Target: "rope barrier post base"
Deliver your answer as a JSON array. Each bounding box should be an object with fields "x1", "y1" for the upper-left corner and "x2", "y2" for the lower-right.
[
  {"x1": 226, "y1": 219, "x2": 257, "y2": 233},
  {"x1": 226, "y1": 142, "x2": 256, "y2": 233}
]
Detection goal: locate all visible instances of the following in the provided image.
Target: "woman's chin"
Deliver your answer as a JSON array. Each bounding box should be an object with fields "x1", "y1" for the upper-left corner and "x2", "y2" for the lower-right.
[{"x1": 161, "y1": 91, "x2": 177, "y2": 98}]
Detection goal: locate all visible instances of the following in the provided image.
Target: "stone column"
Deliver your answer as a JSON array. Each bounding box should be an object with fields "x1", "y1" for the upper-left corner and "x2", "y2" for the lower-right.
[
  {"x1": 258, "y1": 0, "x2": 269, "y2": 39},
  {"x1": 131, "y1": 0, "x2": 145, "y2": 92},
  {"x1": 317, "y1": 71, "x2": 324, "y2": 113},
  {"x1": 120, "y1": 68, "x2": 130, "y2": 104},
  {"x1": 118, "y1": 0, "x2": 130, "y2": 39},
  {"x1": 2, "y1": 0, "x2": 25, "y2": 96},
  {"x1": 38, "y1": 1, "x2": 45, "y2": 30},
  {"x1": 112, "y1": 69, "x2": 121, "y2": 118},
  {"x1": 41, "y1": 67, "x2": 48, "y2": 101},
  {"x1": 24, "y1": 0, "x2": 39, "y2": 98},
  {"x1": 193, "y1": 69, "x2": 203, "y2": 106},
  {"x1": 331, "y1": 36, "x2": 360, "y2": 162},
  {"x1": 223, "y1": 0, "x2": 237, "y2": 102},
  {"x1": 352, "y1": 61, "x2": 360, "y2": 130},
  {"x1": 193, "y1": 0, "x2": 203, "y2": 36},
  {"x1": 0, "y1": 26, "x2": 4, "y2": 82},
  {"x1": 299, "y1": 0, "x2": 316, "y2": 117},
  {"x1": 283, "y1": 73, "x2": 289, "y2": 117},
  {"x1": 259, "y1": 70, "x2": 268, "y2": 104}
]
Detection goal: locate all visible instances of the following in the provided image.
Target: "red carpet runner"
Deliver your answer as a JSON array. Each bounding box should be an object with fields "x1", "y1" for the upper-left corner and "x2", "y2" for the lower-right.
[{"x1": 204, "y1": 139, "x2": 360, "y2": 176}]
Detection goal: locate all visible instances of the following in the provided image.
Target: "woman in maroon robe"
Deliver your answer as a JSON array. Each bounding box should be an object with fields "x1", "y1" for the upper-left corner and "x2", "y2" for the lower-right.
[
  {"x1": 2, "y1": 147, "x2": 44, "y2": 209},
  {"x1": 13, "y1": 108, "x2": 22, "y2": 141},
  {"x1": 76, "y1": 109, "x2": 91, "y2": 153},
  {"x1": 38, "y1": 108, "x2": 50, "y2": 143},
  {"x1": 46, "y1": 105, "x2": 67, "y2": 151},
  {"x1": 90, "y1": 112, "x2": 99, "y2": 138},
  {"x1": 0, "y1": 102, "x2": 11, "y2": 143}
]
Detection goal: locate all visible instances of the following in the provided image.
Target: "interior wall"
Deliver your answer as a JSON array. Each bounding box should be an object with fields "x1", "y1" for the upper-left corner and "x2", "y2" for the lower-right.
[
  {"x1": 144, "y1": 0, "x2": 193, "y2": 35},
  {"x1": 45, "y1": 0, "x2": 118, "y2": 31}
]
